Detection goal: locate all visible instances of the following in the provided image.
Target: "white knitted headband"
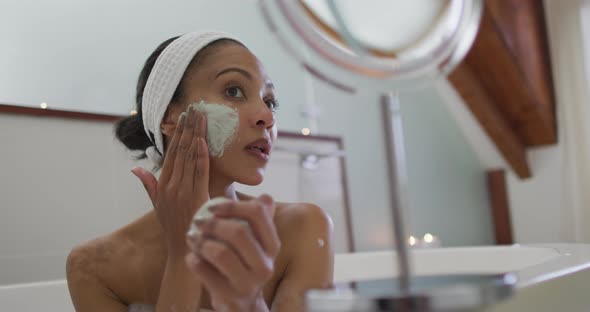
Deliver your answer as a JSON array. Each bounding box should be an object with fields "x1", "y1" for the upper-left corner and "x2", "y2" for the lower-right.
[{"x1": 141, "y1": 31, "x2": 244, "y2": 167}]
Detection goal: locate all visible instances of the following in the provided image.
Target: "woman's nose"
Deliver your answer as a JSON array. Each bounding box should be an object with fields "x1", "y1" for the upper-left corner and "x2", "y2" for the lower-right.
[{"x1": 253, "y1": 101, "x2": 275, "y2": 129}]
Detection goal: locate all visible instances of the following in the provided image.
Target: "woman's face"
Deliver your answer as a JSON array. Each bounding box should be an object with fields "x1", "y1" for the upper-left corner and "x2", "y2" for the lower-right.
[{"x1": 170, "y1": 43, "x2": 278, "y2": 186}]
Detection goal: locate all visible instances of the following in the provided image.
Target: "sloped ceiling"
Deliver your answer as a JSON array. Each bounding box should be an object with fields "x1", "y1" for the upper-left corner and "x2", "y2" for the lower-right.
[{"x1": 448, "y1": 0, "x2": 556, "y2": 179}]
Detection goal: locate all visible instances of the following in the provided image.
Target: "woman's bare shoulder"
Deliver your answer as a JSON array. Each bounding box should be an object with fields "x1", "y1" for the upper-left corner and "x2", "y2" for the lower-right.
[
  {"x1": 274, "y1": 201, "x2": 333, "y2": 231},
  {"x1": 67, "y1": 226, "x2": 132, "y2": 280},
  {"x1": 236, "y1": 192, "x2": 331, "y2": 228},
  {"x1": 273, "y1": 201, "x2": 334, "y2": 264},
  {"x1": 68, "y1": 212, "x2": 158, "y2": 268},
  {"x1": 65, "y1": 226, "x2": 132, "y2": 306},
  {"x1": 270, "y1": 201, "x2": 335, "y2": 303},
  {"x1": 66, "y1": 212, "x2": 165, "y2": 304}
]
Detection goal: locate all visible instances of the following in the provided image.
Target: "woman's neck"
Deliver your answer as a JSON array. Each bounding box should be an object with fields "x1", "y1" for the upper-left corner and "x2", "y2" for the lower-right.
[{"x1": 207, "y1": 175, "x2": 238, "y2": 201}]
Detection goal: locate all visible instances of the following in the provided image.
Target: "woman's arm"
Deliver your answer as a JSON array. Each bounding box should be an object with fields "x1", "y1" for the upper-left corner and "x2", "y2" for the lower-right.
[
  {"x1": 132, "y1": 107, "x2": 210, "y2": 311},
  {"x1": 66, "y1": 241, "x2": 203, "y2": 312},
  {"x1": 66, "y1": 243, "x2": 128, "y2": 312},
  {"x1": 270, "y1": 204, "x2": 334, "y2": 312},
  {"x1": 155, "y1": 255, "x2": 203, "y2": 312},
  {"x1": 68, "y1": 103, "x2": 210, "y2": 312},
  {"x1": 67, "y1": 241, "x2": 204, "y2": 312}
]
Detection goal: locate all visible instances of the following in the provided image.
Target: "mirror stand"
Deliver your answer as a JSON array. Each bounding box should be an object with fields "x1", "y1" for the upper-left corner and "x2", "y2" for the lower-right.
[
  {"x1": 259, "y1": 0, "x2": 518, "y2": 310},
  {"x1": 381, "y1": 92, "x2": 412, "y2": 295},
  {"x1": 305, "y1": 93, "x2": 516, "y2": 311}
]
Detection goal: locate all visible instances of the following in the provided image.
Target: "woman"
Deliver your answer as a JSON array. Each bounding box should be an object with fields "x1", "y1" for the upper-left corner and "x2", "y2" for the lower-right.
[{"x1": 66, "y1": 31, "x2": 334, "y2": 312}]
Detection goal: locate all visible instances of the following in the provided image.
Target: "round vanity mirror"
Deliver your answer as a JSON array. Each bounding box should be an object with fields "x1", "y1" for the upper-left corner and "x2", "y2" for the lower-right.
[
  {"x1": 259, "y1": 0, "x2": 483, "y2": 91},
  {"x1": 258, "y1": 1, "x2": 517, "y2": 311}
]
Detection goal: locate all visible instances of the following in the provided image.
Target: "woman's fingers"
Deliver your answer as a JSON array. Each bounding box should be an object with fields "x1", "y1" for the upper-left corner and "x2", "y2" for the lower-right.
[
  {"x1": 180, "y1": 111, "x2": 202, "y2": 191},
  {"x1": 189, "y1": 236, "x2": 252, "y2": 292},
  {"x1": 194, "y1": 114, "x2": 209, "y2": 194},
  {"x1": 170, "y1": 108, "x2": 197, "y2": 186},
  {"x1": 158, "y1": 111, "x2": 185, "y2": 183},
  {"x1": 208, "y1": 196, "x2": 281, "y2": 257},
  {"x1": 185, "y1": 253, "x2": 234, "y2": 310},
  {"x1": 169, "y1": 108, "x2": 210, "y2": 196},
  {"x1": 192, "y1": 218, "x2": 266, "y2": 272},
  {"x1": 180, "y1": 110, "x2": 210, "y2": 198},
  {"x1": 131, "y1": 167, "x2": 158, "y2": 204}
]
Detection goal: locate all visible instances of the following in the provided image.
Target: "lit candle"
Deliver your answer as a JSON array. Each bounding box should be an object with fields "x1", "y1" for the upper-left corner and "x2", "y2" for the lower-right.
[{"x1": 421, "y1": 233, "x2": 441, "y2": 248}]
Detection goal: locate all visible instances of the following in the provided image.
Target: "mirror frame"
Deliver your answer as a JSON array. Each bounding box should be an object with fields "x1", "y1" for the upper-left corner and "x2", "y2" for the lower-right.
[{"x1": 260, "y1": 0, "x2": 484, "y2": 91}]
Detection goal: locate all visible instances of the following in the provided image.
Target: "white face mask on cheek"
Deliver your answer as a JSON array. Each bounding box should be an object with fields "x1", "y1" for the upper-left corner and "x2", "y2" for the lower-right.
[{"x1": 187, "y1": 100, "x2": 239, "y2": 158}]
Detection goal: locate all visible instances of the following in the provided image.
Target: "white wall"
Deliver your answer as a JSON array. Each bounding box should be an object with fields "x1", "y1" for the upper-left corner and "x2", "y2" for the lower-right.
[
  {"x1": 502, "y1": 0, "x2": 590, "y2": 244},
  {"x1": 506, "y1": 147, "x2": 564, "y2": 243},
  {"x1": 0, "y1": 0, "x2": 310, "y2": 129},
  {"x1": 309, "y1": 80, "x2": 494, "y2": 251},
  {"x1": 400, "y1": 87, "x2": 494, "y2": 247},
  {"x1": 0, "y1": 114, "x2": 152, "y2": 285}
]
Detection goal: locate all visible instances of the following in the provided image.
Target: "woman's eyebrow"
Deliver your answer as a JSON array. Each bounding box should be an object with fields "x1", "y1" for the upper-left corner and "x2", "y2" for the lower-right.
[{"x1": 215, "y1": 67, "x2": 253, "y2": 81}]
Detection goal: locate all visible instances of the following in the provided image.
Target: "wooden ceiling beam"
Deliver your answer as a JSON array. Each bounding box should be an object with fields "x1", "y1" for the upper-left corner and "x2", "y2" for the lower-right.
[
  {"x1": 449, "y1": 63, "x2": 531, "y2": 178},
  {"x1": 449, "y1": 1, "x2": 556, "y2": 178},
  {"x1": 486, "y1": 0, "x2": 557, "y2": 146},
  {"x1": 462, "y1": 6, "x2": 555, "y2": 147}
]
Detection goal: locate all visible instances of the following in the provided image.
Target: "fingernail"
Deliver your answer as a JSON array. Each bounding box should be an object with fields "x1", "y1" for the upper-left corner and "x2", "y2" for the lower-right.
[
  {"x1": 197, "y1": 111, "x2": 203, "y2": 130},
  {"x1": 200, "y1": 113, "x2": 207, "y2": 132},
  {"x1": 178, "y1": 112, "x2": 186, "y2": 126},
  {"x1": 187, "y1": 109, "x2": 195, "y2": 127},
  {"x1": 130, "y1": 167, "x2": 142, "y2": 177}
]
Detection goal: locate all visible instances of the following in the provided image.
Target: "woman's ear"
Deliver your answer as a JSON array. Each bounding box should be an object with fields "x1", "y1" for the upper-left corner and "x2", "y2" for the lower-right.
[{"x1": 160, "y1": 103, "x2": 184, "y2": 138}]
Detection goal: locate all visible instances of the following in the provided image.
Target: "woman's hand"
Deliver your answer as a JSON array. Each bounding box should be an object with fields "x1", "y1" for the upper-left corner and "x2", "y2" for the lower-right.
[
  {"x1": 185, "y1": 195, "x2": 281, "y2": 312},
  {"x1": 132, "y1": 106, "x2": 210, "y2": 257}
]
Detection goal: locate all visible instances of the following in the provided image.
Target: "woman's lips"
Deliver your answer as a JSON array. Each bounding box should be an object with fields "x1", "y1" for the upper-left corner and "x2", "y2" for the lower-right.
[
  {"x1": 244, "y1": 138, "x2": 271, "y2": 162},
  {"x1": 245, "y1": 146, "x2": 270, "y2": 162}
]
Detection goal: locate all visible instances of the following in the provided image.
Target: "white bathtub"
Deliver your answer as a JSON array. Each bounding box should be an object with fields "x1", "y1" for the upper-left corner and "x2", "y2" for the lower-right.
[
  {"x1": 332, "y1": 243, "x2": 590, "y2": 311},
  {"x1": 2, "y1": 244, "x2": 590, "y2": 311},
  {"x1": 0, "y1": 279, "x2": 74, "y2": 311},
  {"x1": 334, "y1": 244, "x2": 566, "y2": 286}
]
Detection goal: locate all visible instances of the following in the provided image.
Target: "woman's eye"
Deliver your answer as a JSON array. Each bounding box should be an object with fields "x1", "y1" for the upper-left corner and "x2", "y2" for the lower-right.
[
  {"x1": 266, "y1": 98, "x2": 280, "y2": 112},
  {"x1": 225, "y1": 86, "x2": 244, "y2": 98}
]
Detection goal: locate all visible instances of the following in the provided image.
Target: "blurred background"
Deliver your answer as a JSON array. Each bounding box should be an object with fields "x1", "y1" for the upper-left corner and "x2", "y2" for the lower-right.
[{"x1": 0, "y1": 0, "x2": 589, "y2": 288}]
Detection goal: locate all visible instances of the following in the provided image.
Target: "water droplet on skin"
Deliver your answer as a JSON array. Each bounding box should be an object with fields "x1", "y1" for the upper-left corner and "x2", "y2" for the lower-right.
[{"x1": 317, "y1": 238, "x2": 325, "y2": 247}]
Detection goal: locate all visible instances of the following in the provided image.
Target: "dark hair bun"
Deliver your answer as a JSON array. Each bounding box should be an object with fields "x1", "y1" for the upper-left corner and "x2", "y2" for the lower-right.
[
  {"x1": 114, "y1": 36, "x2": 179, "y2": 159},
  {"x1": 115, "y1": 113, "x2": 151, "y2": 158}
]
